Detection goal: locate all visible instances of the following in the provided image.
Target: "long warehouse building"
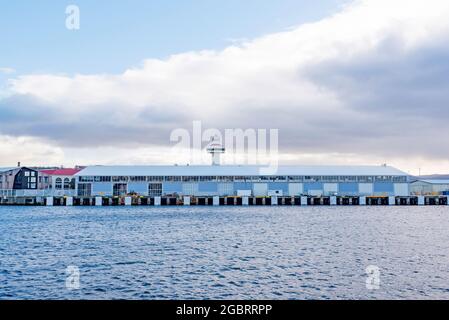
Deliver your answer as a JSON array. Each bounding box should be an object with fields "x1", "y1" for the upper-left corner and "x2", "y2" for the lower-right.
[{"x1": 74, "y1": 165, "x2": 410, "y2": 198}]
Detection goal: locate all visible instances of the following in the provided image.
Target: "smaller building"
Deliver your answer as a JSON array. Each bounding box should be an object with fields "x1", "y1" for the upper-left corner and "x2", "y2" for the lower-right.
[
  {"x1": 0, "y1": 167, "x2": 82, "y2": 198},
  {"x1": 0, "y1": 167, "x2": 39, "y2": 197},
  {"x1": 39, "y1": 168, "x2": 81, "y2": 196},
  {"x1": 410, "y1": 179, "x2": 449, "y2": 195}
]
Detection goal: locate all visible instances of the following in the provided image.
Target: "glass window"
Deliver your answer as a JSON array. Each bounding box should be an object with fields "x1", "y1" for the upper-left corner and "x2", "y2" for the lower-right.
[
  {"x1": 63, "y1": 178, "x2": 70, "y2": 189},
  {"x1": 148, "y1": 176, "x2": 164, "y2": 182},
  {"x1": 130, "y1": 176, "x2": 146, "y2": 182},
  {"x1": 55, "y1": 178, "x2": 62, "y2": 189},
  {"x1": 148, "y1": 183, "x2": 162, "y2": 197},
  {"x1": 78, "y1": 183, "x2": 92, "y2": 197},
  {"x1": 113, "y1": 183, "x2": 127, "y2": 196}
]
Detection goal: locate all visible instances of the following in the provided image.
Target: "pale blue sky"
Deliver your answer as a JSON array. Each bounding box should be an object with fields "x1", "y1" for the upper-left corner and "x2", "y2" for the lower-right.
[
  {"x1": 1, "y1": 0, "x2": 449, "y2": 174},
  {"x1": 0, "y1": 0, "x2": 347, "y2": 75}
]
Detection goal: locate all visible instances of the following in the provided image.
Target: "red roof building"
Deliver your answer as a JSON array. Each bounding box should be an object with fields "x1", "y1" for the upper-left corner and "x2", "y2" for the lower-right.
[{"x1": 39, "y1": 168, "x2": 82, "y2": 176}]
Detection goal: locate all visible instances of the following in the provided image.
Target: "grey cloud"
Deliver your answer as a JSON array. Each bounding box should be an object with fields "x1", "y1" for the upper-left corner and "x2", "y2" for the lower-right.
[{"x1": 1, "y1": 19, "x2": 449, "y2": 163}]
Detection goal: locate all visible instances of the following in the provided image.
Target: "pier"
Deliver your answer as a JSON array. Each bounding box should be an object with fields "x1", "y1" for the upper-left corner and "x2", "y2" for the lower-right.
[{"x1": 1, "y1": 195, "x2": 448, "y2": 207}]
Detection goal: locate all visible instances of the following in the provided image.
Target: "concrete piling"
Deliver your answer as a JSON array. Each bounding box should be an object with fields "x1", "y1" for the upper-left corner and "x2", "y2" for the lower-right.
[
  {"x1": 301, "y1": 196, "x2": 308, "y2": 206},
  {"x1": 418, "y1": 196, "x2": 425, "y2": 206},
  {"x1": 46, "y1": 197, "x2": 53, "y2": 206}
]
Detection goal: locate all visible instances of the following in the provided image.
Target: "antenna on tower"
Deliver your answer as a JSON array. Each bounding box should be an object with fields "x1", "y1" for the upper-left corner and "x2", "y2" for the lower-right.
[{"x1": 206, "y1": 135, "x2": 225, "y2": 166}]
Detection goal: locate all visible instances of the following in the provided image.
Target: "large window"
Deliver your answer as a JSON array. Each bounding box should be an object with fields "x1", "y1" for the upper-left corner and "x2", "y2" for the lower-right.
[
  {"x1": 55, "y1": 178, "x2": 62, "y2": 189},
  {"x1": 63, "y1": 178, "x2": 70, "y2": 189},
  {"x1": 393, "y1": 176, "x2": 407, "y2": 183},
  {"x1": 78, "y1": 183, "x2": 92, "y2": 197},
  {"x1": 113, "y1": 183, "x2": 127, "y2": 196},
  {"x1": 148, "y1": 183, "x2": 162, "y2": 197}
]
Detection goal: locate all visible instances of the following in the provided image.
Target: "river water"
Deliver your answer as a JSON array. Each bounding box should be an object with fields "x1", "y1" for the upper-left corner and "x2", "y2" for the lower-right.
[{"x1": 1, "y1": 206, "x2": 448, "y2": 299}]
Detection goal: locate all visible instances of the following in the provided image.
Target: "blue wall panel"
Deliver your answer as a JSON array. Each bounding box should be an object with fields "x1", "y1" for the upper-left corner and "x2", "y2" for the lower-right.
[
  {"x1": 304, "y1": 182, "x2": 324, "y2": 192},
  {"x1": 128, "y1": 183, "x2": 148, "y2": 195},
  {"x1": 92, "y1": 183, "x2": 113, "y2": 196},
  {"x1": 163, "y1": 183, "x2": 183, "y2": 193},
  {"x1": 373, "y1": 183, "x2": 394, "y2": 194},
  {"x1": 233, "y1": 182, "x2": 253, "y2": 191},
  {"x1": 338, "y1": 183, "x2": 359, "y2": 194},
  {"x1": 198, "y1": 182, "x2": 218, "y2": 192},
  {"x1": 268, "y1": 182, "x2": 289, "y2": 193}
]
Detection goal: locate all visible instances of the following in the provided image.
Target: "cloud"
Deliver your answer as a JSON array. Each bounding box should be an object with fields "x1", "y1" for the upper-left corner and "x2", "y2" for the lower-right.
[
  {"x1": 1, "y1": 0, "x2": 449, "y2": 172},
  {"x1": 0, "y1": 67, "x2": 15, "y2": 74}
]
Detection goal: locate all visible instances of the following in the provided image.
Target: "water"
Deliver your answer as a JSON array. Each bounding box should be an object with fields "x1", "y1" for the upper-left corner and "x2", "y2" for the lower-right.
[{"x1": 1, "y1": 206, "x2": 449, "y2": 300}]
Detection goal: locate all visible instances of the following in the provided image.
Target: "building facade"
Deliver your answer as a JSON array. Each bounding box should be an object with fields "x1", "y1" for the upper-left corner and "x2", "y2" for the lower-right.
[
  {"x1": 0, "y1": 167, "x2": 81, "y2": 197},
  {"x1": 410, "y1": 180, "x2": 449, "y2": 195},
  {"x1": 73, "y1": 165, "x2": 410, "y2": 197},
  {"x1": 0, "y1": 167, "x2": 39, "y2": 196},
  {"x1": 39, "y1": 169, "x2": 81, "y2": 196}
]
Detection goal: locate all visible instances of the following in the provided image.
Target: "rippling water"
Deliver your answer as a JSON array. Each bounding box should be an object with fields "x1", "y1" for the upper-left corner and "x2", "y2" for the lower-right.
[{"x1": 1, "y1": 206, "x2": 449, "y2": 300}]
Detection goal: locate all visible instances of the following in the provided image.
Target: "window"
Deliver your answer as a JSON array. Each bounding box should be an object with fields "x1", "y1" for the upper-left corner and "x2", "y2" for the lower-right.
[
  {"x1": 113, "y1": 183, "x2": 127, "y2": 196},
  {"x1": 78, "y1": 183, "x2": 92, "y2": 197},
  {"x1": 55, "y1": 178, "x2": 62, "y2": 189},
  {"x1": 112, "y1": 176, "x2": 129, "y2": 182},
  {"x1": 393, "y1": 176, "x2": 407, "y2": 183},
  {"x1": 149, "y1": 183, "x2": 162, "y2": 197},
  {"x1": 183, "y1": 176, "x2": 199, "y2": 182},
  {"x1": 200, "y1": 176, "x2": 217, "y2": 182},
  {"x1": 148, "y1": 176, "x2": 164, "y2": 182},
  {"x1": 274, "y1": 176, "x2": 287, "y2": 181},
  {"x1": 165, "y1": 176, "x2": 181, "y2": 182},
  {"x1": 79, "y1": 176, "x2": 94, "y2": 182},
  {"x1": 63, "y1": 178, "x2": 70, "y2": 189},
  {"x1": 130, "y1": 176, "x2": 146, "y2": 182},
  {"x1": 357, "y1": 176, "x2": 374, "y2": 183},
  {"x1": 94, "y1": 176, "x2": 111, "y2": 182}
]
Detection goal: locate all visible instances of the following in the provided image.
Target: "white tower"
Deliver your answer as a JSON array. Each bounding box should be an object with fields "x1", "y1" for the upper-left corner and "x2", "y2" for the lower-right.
[{"x1": 207, "y1": 136, "x2": 225, "y2": 166}]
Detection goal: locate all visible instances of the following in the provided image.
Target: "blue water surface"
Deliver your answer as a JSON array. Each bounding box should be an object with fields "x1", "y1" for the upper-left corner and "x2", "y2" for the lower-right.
[{"x1": 1, "y1": 206, "x2": 449, "y2": 300}]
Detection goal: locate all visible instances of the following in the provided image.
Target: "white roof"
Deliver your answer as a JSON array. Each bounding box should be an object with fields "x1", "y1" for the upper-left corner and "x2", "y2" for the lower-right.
[
  {"x1": 75, "y1": 165, "x2": 408, "y2": 177},
  {"x1": 415, "y1": 179, "x2": 449, "y2": 185},
  {"x1": 0, "y1": 167, "x2": 18, "y2": 173}
]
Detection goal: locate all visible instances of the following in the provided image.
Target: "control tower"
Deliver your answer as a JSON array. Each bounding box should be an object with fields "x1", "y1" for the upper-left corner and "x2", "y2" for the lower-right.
[{"x1": 206, "y1": 136, "x2": 225, "y2": 166}]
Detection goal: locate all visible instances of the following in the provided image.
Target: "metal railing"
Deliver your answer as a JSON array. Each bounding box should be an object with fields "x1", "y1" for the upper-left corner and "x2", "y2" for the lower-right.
[{"x1": 0, "y1": 189, "x2": 77, "y2": 197}]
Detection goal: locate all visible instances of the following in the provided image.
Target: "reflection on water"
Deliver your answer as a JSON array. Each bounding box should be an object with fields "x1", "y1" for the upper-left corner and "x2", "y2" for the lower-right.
[{"x1": 1, "y1": 206, "x2": 449, "y2": 299}]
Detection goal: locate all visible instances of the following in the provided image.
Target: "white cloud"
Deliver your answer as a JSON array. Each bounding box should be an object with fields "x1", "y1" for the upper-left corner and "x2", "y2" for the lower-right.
[
  {"x1": 0, "y1": 135, "x2": 64, "y2": 167},
  {"x1": 1, "y1": 0, "x2": 449, "y2": 172},
  {"x1": 0, "y1": 67, "x2": 15, "y2": 74}
]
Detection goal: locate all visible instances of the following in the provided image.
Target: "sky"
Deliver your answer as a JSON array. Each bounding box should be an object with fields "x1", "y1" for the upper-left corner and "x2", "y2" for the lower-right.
[{"x1": 1, "y1": 0, "x2": 449, "y2": 175}]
